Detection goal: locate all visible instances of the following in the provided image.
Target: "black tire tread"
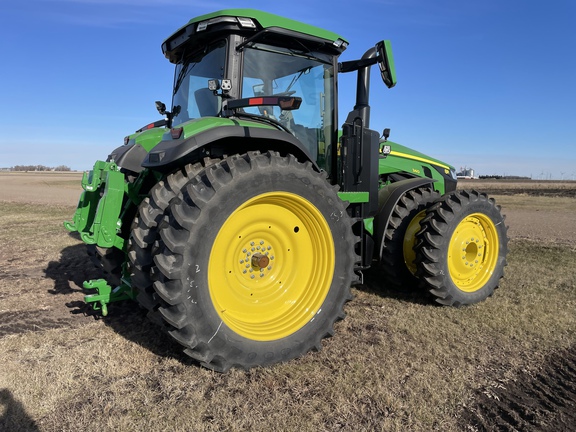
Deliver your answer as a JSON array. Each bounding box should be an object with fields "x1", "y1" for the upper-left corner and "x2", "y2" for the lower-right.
[
  {"x1": 127, "y1": 161, "x2": 216, "y2": 318},
  {"x1": 86, "y1": 244, "x2": 124, "y2": 286},
  {"x1": 380, "y1": 187, "x2": 440, "y2": 288}
]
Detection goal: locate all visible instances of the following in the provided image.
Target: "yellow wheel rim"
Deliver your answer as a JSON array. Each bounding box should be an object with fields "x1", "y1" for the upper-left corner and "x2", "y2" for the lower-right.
[
  {"x1": 447, "y1": 212, "x2": 499, "y2": 292},
  {"x1": 403, "y1": 210, "x2": 426, "y2": 275},
  {"x1": 208, "y1": 192, "x2": 335, "y2": 341}
]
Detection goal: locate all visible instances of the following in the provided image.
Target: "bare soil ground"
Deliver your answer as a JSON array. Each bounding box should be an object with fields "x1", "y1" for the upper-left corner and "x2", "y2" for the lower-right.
[
  {"x1": 460, "y1": 344, "x2": 576, "y2": 431},
  {"x1": 0, "y1": 174, "x2": 575, "y2": 431},
  {"x1": 456, "y1": 180, "x2": 576, "y2": 431},
  {"x1": 0, "y1": 172, "x2": 83, "y2": 206}
]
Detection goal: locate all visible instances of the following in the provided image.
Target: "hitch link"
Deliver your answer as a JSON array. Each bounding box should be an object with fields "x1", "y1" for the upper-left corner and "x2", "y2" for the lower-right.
[{"x1": 83, "y1": 279, "x2": 135, "y2": 316}]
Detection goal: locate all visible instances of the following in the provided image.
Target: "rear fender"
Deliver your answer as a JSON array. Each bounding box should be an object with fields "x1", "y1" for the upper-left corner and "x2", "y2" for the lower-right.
[
  {"x1": 108, "y1": 127, "x2": 167, "y2": 173},
  {"x1": 373, "y1": 177, "x2": 436, "y2": 261},
  {"x1": 142, "y1": 124, "x2": 318, "y2": 173},
  {"x1": 108, "y1": 143, "x2": 148, "y2": 174}
]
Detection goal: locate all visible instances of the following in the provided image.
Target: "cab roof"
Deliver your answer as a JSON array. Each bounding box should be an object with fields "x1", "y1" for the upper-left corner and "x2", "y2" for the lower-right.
[{"x1": 162, "y1": 9, "x2": 348, "y2": 63}]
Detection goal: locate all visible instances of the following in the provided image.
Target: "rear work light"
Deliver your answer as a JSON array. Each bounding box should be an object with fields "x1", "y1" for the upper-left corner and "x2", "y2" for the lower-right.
[{"x1": 170, "y1": 127, "x2": 183, "y2": 139}]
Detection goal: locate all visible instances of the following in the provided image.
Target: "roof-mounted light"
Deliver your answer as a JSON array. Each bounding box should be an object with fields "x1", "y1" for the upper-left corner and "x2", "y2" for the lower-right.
[
  {"x1": 333, "y1": 38, "x2": 348, "y2": 49},
  {"x1": 196, "y1": 16, "x2": 244, "y2": 32},
  {"x1": 237, "y1": 17, "x2": 256, "y2": 28}
]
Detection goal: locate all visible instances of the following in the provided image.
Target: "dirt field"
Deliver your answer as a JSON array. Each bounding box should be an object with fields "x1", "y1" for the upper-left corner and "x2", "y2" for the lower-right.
[
  {"x1": 1, "y1": 173, "x2": 575, "y2": 431},
  {"x1": 0, "y1": 172, "x2": 83, "y2": 206}
]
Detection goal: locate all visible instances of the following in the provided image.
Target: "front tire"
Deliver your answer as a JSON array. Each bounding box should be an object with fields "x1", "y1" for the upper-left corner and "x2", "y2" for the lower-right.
[
  {"x1": 415, "y1": 190, "x2": 508, "y2": 306},
  {"x1": 152, "y1": 152, "x2": 356, "y2": 371},
  {"x1": 380, "y1": 187, "x2": 440, "y2": 288}
]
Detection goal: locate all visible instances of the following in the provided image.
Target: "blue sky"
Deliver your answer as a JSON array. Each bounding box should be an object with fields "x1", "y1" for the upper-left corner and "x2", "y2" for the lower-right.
[{"x1": 1, "y1": 0, "x2": 575, "y2": 178}]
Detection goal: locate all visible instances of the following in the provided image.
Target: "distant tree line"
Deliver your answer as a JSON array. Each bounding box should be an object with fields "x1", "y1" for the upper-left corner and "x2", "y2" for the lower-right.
[
  {"x1": 478, "y1": 175, "x2": 531, "y2": 180},
  {"x1": 10, "y1": 165, "x2": 71, "y2": 172}
]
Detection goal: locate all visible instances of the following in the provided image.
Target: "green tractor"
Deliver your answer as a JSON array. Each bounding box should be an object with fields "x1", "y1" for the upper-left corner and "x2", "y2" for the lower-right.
[{"x1": 65, "y1": 9, "x2": 508, "y2": 371}]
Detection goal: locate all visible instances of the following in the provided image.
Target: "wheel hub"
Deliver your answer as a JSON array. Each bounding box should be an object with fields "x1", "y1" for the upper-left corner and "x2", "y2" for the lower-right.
[
  {"x1": 462, "y1": 238, "x2": 483, "y2": 268},
  {"x1": 237, "y1": 240, "x2": 275, "y2": 280}
]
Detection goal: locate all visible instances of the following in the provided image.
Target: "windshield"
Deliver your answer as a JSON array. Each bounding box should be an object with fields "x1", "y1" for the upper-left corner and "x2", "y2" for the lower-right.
[
  {"x1": 242, "y1": 44, "x2": 335, "y2": 169},
  {"x1": 171, "y1": 40, "x2": 226, "y2": 127}
]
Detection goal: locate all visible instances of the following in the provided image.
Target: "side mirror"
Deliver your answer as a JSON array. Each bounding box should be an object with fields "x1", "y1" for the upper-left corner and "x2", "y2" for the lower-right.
[
  {"x1": 382, "y1": 128, "x2": 390, "y2": 141},
  {"x1": 376, "y1": 40, "x2": 397, "y2": 89},
  {"x1": 252, "y1": 84, "x2": 265, "y2": 96},
  {"x1": 155, "y1": 101, "x2": 167, "y2": 115}
]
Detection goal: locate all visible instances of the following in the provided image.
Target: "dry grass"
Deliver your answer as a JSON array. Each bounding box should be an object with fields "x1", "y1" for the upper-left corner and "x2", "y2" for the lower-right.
[
  {"x1": 1, "y1": 183, "x2": 576, "y2": 431},
  {"x1": 487, "y1": 194, "x2": 576, "y2": 211}
]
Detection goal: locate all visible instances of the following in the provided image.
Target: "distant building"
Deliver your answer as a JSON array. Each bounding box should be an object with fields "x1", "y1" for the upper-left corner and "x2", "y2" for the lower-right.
[{"x1": 457, "y1": 167, "x2": 476, "y2": 179}]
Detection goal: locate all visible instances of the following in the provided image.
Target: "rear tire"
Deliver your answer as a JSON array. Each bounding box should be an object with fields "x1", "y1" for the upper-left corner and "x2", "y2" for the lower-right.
[
  {"x1": 415, "y1": 190, "x2": 508, "y2": 306},
  {"x1": 152, "y1": 152, "x2": 356, "y2": 371},
  {"x1": 127, "y1": 163, "x2": 206, "y2": 315}
]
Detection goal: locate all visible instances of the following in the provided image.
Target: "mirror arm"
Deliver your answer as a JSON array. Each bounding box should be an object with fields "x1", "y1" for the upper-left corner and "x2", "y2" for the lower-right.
[
  {"x1": 338, "y1": 57, "x2": 378, "y2": 73},
  {"x1": 349, "y1": 47, "x2": 378, "y2": 128}
]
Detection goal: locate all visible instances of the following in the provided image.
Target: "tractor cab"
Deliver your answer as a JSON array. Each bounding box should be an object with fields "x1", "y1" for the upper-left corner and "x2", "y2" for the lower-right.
[
  {"x1": 168, "y1": 37, "x2": 335, "y2": 167},
  {"x1": 157, "y1": 9, "x2": 348, "y2": 173},
  {"x1": 154, "y1": 9, "x2": 395, "y2": 182}
]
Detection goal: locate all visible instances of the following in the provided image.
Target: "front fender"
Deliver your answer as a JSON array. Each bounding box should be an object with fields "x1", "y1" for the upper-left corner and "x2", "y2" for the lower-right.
[{"x1": 373, "y1": 177, "x2": 436, "y2": 261}]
